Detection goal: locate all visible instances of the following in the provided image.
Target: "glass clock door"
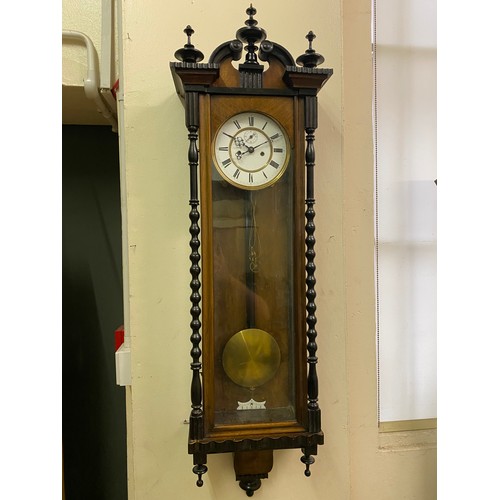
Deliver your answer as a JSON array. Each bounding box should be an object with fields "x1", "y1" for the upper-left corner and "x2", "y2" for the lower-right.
[{"x1": 210, "y1": 158, "x2": 297, "y2": 428}]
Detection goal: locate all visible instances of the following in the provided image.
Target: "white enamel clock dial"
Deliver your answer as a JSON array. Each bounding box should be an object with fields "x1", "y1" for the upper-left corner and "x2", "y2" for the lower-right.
[{"x1": 213, "y1": 111, "x2": 290, "y2": 189}]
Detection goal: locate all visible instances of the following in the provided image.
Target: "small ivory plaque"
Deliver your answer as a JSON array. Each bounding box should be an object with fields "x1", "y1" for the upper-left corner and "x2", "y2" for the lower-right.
[{"x1": 237, "y1": 398, "x2": 266, "y2": 410}]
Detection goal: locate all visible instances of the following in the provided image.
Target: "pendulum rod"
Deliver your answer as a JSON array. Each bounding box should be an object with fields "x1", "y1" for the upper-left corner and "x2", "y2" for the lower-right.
[{"x1": 245, "y1": 190, "x2": 257, "y2": 328}]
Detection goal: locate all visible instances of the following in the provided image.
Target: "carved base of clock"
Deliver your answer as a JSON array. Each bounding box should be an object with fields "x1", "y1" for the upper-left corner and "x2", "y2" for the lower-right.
[
  {"x1": 238, "y1": 478, "x2": 262, "y2": 497},
  {"x1": 189, "y1": 431, "x2": 323, "y2": 489},
  {"x1": 189, "y1": 431, "x2": 323, "y2": 456},
  {"x1": 234, "y1": 450, "x2": 273, "y2": 497}
]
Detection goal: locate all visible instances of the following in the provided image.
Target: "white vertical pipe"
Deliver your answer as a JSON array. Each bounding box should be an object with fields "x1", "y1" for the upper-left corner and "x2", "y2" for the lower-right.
[
  {"x1": 100, "y1": 0, "x2": 114, "y2": 90},
  {"x1": 62, "y1": 30, "x2": 118, "y2": 131},
  {"x1": 116, "y1": 0, "x2": 130, "y2": 348}
]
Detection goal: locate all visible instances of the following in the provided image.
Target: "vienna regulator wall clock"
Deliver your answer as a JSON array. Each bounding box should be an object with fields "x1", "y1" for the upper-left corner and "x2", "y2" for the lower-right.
[{"x1": 171, "y1": 5, "x2": 332, "y2": 496}]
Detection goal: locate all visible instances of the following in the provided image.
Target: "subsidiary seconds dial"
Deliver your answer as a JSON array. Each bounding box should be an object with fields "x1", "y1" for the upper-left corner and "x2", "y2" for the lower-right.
[{"x1": 213, "y1": 111, "x2": 290, "y2": 189}]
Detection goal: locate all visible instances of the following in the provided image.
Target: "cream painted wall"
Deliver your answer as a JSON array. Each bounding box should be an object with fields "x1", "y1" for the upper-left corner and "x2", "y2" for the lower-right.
[
  {"x1": 62, "y1": 0, "x2": 113, "y2": 125},
  {"x1": 62, "y1": 0, "x2": 102, "y2": 86},
  {"x1": 119, "y1": 1, "x2": 436, "y2": 499}
]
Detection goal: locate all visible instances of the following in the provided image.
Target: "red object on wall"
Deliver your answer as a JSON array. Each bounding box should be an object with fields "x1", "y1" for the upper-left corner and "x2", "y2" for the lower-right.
[
  {"x1": 111, "y1": 79, "x2": 119, "y2": 100},
  {"x1": 115, "y1": 325, "x2": 125, "y2": 352}
]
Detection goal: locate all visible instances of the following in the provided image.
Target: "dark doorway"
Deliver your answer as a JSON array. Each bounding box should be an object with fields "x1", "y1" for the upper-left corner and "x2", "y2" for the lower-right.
[{"x1": 62, "y1": 125, "x2": 127, "y2": 500}]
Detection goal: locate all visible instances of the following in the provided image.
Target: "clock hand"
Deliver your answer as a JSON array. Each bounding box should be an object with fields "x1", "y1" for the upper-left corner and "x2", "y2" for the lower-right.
[
  {"x1": 234, "y1": 136, "x2": 250, "y2": 150},
  {"x1": 225, "y1": 132, "x2": 252, "y2": 152},
  {"x1": 252, "y1": 139, "x2": 271, "y2": 150},
  {"x1": 238, "y1": 139, "x2": 271, "y2": 156}
]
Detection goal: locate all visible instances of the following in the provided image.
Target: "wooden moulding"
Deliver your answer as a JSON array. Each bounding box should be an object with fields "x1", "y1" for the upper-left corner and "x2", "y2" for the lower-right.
[
  {"x1": 188, "y1": 430, "x2": 324, "y2": 456},
  {"x1": 283, "y1": 67, "x2": 333, "y2": 91},
  {"x1": 170, "y1": 62, "x2": 220, "y2": 99}
]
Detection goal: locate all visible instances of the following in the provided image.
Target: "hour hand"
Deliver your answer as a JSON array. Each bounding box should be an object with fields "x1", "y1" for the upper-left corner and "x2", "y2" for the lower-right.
[{"x1": 238, "y1": 138, "x2": 270, "y2": 157}]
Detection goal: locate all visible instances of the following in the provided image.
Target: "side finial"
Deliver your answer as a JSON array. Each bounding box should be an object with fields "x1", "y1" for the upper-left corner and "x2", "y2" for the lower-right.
[
  {"x1": 296, "y1": 31, "x2": 325, "y2": 68},
  {"x1": 174, "y1": 25, "x2": 204, "y2": 63},
  {"x1": 306, "y1": 31, "x2": 316, "y2": 50},
  {"x1": 184, "y1": 25, "x2": 195, "y2": 45}
]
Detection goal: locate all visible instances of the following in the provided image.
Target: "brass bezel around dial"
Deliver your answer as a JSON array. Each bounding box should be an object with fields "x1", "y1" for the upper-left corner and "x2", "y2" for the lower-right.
[{"x1": 212, "y1": 111, "x2": 291, "y2": 190}]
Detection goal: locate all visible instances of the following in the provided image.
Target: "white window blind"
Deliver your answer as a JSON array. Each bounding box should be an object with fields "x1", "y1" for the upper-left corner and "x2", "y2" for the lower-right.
[{"x1": 373, "y1": 0, "x2": 437, "y2": 423}]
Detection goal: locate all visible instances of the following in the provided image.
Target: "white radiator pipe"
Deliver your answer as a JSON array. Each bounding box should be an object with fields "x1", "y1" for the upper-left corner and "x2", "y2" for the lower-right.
[
  {"x1": 62, "y1": 29, "x2": 118, "y2": 131},
  {"x1": 116, "y1": 0, "x2": 131, "y2": 349}
]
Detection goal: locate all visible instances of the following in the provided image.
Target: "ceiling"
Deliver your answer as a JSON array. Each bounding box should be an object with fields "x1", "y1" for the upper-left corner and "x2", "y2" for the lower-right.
[{"x1": 62, "y1": 84, "x2": 112, "y2": 126}]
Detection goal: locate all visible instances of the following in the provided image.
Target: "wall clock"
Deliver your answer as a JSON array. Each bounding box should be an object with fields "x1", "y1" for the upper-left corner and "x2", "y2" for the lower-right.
[{"x1": 171, "y1": 5, "x2": 332, "y2": 496}]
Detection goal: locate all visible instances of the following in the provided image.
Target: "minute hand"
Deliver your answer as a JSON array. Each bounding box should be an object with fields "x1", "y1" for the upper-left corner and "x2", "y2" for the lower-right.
[
  {"x1": 240, "y1": 138, "x2": 272, "y2": 155},
  {"x1": 253, "y1": 139, "x2": 271, "y2": 150}
]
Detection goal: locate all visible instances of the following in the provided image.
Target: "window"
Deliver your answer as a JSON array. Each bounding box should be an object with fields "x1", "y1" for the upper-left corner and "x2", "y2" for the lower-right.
[{"x1": 373, "y1": 0, "x2": 437, "y2": 426}]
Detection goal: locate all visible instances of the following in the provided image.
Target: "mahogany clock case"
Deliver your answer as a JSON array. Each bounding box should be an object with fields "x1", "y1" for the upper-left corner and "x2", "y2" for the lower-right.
[{"x1": 170, "y1": 4, "x2": 332, "y2": 492}]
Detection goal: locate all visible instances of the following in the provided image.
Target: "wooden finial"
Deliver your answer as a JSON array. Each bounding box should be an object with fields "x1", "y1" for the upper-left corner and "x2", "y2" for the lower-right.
[
  {"x1": 174, "y1": 25, "x2": 204, "y2": 63},
  {"x1": 236, "y1": 4, "x2": 267, "y2": 65},
  {"x1": 246, "y1": 4, "x2": 257, "y2": 24},
  {"x1": 296, "y1": 31, "x2": 325, "y2": 68}
]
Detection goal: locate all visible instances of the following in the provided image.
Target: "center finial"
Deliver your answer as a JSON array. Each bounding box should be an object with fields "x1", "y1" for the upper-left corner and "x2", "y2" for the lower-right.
[
  {"x1": 236, "y1": 4, "x2": 267, "y2": 64},
  {"x1": 246, "y1": 4, "x2": 257, "y2": 26}
]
